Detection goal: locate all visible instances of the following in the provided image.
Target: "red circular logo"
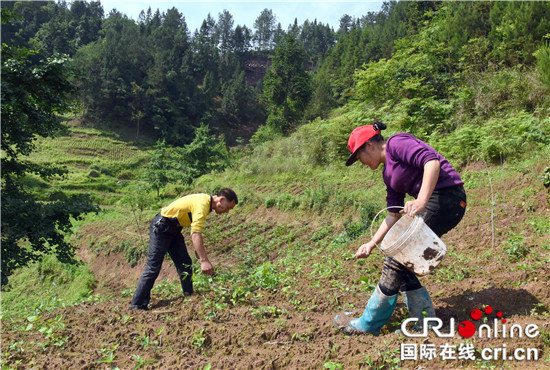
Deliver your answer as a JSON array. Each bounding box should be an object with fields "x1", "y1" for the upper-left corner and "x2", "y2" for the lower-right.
[
  {"x1": 470, "y1": 308, "x2": 482, "y2": 320},
  {"x1": 458, "y1": 321, "x2": 476, "y2": 338}
]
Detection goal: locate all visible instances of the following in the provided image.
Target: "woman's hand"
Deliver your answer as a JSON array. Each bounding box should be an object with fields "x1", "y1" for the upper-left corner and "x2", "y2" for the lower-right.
[
  {"x1": 355, "y1": 241, "x2": 377, "y2": 258},
  {"x1": 402, "y1": 199, "x2": 427, "y2": 217}
]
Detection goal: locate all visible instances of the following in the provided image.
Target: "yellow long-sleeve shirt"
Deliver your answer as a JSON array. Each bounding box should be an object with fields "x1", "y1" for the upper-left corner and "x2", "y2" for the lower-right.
[{"x1": 160, "y1": 194, "x2": 212, "y2": 235}]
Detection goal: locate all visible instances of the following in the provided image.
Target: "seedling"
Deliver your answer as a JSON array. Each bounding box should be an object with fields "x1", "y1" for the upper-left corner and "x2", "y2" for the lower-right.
[{"x1": 130, "y1": 354, "x2": 157, "y2": 369}]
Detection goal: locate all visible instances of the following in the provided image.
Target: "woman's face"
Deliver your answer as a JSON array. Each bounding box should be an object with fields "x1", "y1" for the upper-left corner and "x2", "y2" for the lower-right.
[{"x1": 357, "y1": 142, "x2": 381, "y2": 170}]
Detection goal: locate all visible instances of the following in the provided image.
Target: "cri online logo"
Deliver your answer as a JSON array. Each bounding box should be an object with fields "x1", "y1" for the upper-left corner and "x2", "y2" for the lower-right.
[{"x1": 402, "y1": 305, "x2": 540, "y2": 339}]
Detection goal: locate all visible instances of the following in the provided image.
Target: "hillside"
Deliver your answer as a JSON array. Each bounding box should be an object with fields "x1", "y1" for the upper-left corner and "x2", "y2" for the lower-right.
[
  {"x1": 2, "y1": 2, "x2": 550, "y2": 368},
  {"x1": 1, "y1": 125, "x2": 549, "y2": 369}
]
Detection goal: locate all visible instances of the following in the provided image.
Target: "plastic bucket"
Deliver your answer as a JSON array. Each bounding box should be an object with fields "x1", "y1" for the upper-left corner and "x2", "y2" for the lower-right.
[{"x1": 371, "y1": 208, "x2": 447, "y2": 276}]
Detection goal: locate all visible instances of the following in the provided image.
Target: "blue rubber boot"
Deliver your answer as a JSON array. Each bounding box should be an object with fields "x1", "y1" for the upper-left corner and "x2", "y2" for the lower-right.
[
  {"x1": 333, "y1": 285, "x2": 397, "y2": 336},
  {"x1": 402, "y1": 286, "x2": 436, "y2": 331}
]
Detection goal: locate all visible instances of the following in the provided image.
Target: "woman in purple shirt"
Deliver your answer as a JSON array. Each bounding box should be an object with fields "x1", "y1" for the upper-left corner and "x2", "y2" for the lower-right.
[{"x1": 334, "y1": 121, "x2": 466, "y2": 336}]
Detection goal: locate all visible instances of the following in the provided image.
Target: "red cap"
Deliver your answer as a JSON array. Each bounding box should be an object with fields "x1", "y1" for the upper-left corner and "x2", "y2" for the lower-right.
[{"x1": 345, "y1": 125, "x2": 380, "y2": 166}]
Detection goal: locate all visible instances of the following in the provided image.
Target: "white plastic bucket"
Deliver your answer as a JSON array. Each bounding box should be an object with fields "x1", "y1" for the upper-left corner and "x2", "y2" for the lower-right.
[{"x1": 371, "y1": 208, "x2": 447, "y2": 276}]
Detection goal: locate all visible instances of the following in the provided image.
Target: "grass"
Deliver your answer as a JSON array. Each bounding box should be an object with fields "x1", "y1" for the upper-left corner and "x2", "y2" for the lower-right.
[{"x1": 1, "y1": 254, "x2": 97, "y2": 321}]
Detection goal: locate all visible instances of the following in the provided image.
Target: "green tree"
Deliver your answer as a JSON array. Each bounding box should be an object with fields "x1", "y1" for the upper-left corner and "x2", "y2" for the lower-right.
[
  {"x1": 220, "y1": 70, "x2": 264, "y2": 131},
  {"x1": 30, "y1": 0, "x2": 104, "y2": 56},
  {"x1": 142, "y1": 140, "x2": 185, "y2": 198},
  {"x1": 216, "y1": 9, "x2": 234, "y2": 54},
  {"x1": 232, "y1": 24, "x2": 253, "y2": 54},
  {"x1": 180, "y1": 124, "x2": 230, "y2": 183},
  {"x1": 262, "y1": 34, "x2": 312, "y2": 132},
  {"x1": 253, "y1": 8, "x2": 276, "y2": 51},
  {"x1": 1, "y1": 9, "x2": 98, "y2": 286},
  {"x1": 489, "y1": 1, "x2": 550, "y2": 66}
]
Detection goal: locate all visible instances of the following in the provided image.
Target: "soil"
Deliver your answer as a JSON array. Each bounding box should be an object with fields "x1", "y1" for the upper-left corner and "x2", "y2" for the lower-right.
[{"x1": 2, "y1": 164, "x2": 550, "y2": 369}]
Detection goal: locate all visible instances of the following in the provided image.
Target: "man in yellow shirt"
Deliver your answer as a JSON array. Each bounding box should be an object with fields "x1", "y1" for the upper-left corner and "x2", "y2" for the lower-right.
[{"x1": 130, "y1": 188, "x2": 238, "y2": 310}]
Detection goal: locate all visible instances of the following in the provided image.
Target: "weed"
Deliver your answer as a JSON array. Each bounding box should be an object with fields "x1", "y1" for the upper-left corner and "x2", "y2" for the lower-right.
[
  {"x1": 530, "y1": 303, "x2": 549, "y2": 317},
  {"x1": 2, "y1": 255, "x2": 96, "y2": 321},
  {"x1": 291, "y1": 332, "x2": 313, "y2": 342},
  {"x1": 122, "y1": 241, "x2": 148, "y2": 267},
  {"x1": 229, "y1": 285, "x2": 250, "y2": 306},
  {"x1": 26, "y1": 314, "x2": 69, "y2": 349},
  {"x1": 275, "y1": 193, "x2": 301, "y2": 211},
  {"x1": 310, "y1": 225, "x2": 334, "y2": 242},
  {"x1": 303, "y1": 183, "x2": 331, "y2": 212},
  {"x1": 252, "y1": 262, "x2": 281, "y2": 291},
  {"x1": 503, "y1": 234, "x2": 529, "y2": 262},
  {"x1": 152, "y1": 279, "x2": 180, "y2": 300},
  {"x1": 527, "y1": 216, "x2": 550, "y2": 237},
  {"x1": 137, "y1": 335, "x2": 159, "y2": 350},
  {"x1": 95, "y1": 343, "x2": 119, "y2": 364},
  {"x1": 357, "y1": 276, "x2": 377, "y2": 291},
  {"x1": 323, "y1": 362, "x2": 343, "y2": 370},
  {"x1": 264, "y1": 197, "x2": 276, "y2": 208},
  {"x1": 130, "y1": 354, "x2": 157, "y2": 369},
  {"x1": 191, "y1": 328, "x2": 210, "y2": 350},
  {"x1": 249, "y1": 305, "x2": 288, "y2": 318},
  {"x1": 433, "y1": 249, "x2": 471, "y2": 282}
]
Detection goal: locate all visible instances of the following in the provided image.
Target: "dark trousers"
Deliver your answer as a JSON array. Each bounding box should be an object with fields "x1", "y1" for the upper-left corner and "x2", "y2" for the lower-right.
[
  {"x1": 131, "y1": 214, "x2": 193, "y2": 308},
  {"x1": 378, "y1": 186, "x2": 467, "y2": 296}
]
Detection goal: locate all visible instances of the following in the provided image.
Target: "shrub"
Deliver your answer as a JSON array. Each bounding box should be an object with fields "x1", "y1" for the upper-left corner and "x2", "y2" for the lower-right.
[{"x1": 534, "y1": 41, "x2": 550, "y2": 91}]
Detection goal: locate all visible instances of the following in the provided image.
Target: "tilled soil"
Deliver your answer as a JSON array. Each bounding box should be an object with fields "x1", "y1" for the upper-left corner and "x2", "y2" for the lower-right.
[{"x1": 2, "y1": 165, "x2": 550, "y2": 369}]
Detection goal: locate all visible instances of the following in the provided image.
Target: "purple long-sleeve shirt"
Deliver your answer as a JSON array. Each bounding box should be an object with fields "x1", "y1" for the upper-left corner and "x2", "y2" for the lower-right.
[{"x1": 383, "y1": 133, "x2": 463, "y2": 212}]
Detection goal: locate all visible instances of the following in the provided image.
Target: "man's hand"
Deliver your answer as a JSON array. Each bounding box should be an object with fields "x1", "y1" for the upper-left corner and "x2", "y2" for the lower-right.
[
  {"x1": 355, "y1": 241, "x2": 377, "y2": 258},
  {"x1": 192, "y1": 232, "x2": 214, "y2": 275},
  {"x1": 201, "y1": 260, "x2": 214, "y2": 275}
]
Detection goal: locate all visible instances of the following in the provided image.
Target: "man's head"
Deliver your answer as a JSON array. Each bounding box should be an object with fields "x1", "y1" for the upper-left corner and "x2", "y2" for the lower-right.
[{"x1": 212, "y1": 188, "x2": 238, "y2": 214}]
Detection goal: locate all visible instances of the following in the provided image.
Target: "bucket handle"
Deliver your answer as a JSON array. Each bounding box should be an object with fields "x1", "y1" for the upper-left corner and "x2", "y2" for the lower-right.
[{"x1": 369, "y1": 206, "x2": 404, "y2": 251}]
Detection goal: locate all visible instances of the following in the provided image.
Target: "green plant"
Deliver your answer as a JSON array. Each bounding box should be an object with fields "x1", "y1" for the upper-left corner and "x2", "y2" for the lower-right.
[
  {"x1": 26, "y1": 314, "x2": 69, "y2": 349},
  {"x1": 323, "y1": 362, "x2": 343, "y2": 370},
  {"x1": 230, "y1": 285, "x2": 250, "y2": 306},
  {"x1": 138, "y1": 335, "x2": 159, "y2": 350},
  {"x1": 152, "y1": 279, "x2": 180, "y2": 299},
  {"x1": 530, "y1": 303, "x2": 549, "y2": 317},
  {"x1": 95, "y1": 343, "x2": 119, "y2": 364},
  {"x1": 504, "y1": 234, "x2": 529, "y2": 262},
  {"x1": 130, "y1": 354, "x2": 157, "y2": 369},
  {"x1": 249, "y1": 305, "x2": 288, "y2": 318},
  {"x1": 190, "y1": 328, "x2": 210, "y2": 350},
  {"x1": 122, "y1": 242, "x2": 147, "y2": 268},
  {"x1": 252, "y1": 262, "x2": 281, "y2": 291},
  {"x1": 1, "y1": 30, "x2": 99, "y2": 286},
  {"x1": 1, "y1": 255, "x2": 96, "y2": 320},
  {"x1": 120, "y1": 186, "x2": 153, "y2": 246}
]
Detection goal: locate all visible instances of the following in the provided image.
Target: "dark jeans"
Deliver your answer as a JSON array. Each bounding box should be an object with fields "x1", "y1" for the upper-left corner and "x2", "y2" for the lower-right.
[
  {"x1": 131, "y1": 214, "x2": 193, "y2": 308},
  {"x1": 378, "y1": 186, "x2": 466, "y2": 296}
]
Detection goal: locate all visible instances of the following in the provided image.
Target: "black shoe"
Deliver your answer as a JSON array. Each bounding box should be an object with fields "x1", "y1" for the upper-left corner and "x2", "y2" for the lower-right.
[
  {"x1": 183, "y1": 291, "x2": 194, "y2": 297},
  {"x1": 129, "y1": 304, "x2": 149, "y2": 311}
]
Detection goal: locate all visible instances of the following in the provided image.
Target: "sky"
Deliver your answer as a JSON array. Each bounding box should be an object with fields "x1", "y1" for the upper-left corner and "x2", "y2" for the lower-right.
[{"x1": 98, "y1": 1, "x2": 384, "y2": 33}]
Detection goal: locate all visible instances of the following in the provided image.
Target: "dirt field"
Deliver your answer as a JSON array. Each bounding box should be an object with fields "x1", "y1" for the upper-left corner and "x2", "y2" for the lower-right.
[{"x1": 2, "y1": 165, "x2": 549, "y2": 369}]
